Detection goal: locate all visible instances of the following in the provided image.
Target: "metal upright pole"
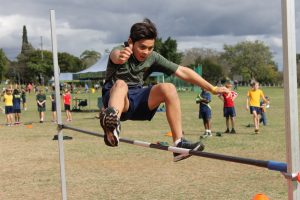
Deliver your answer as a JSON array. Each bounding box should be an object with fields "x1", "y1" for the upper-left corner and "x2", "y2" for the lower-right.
[
  {"x1": 281, "y1": 0, "x2": 300, "y2": 199},
  {"x1": 50, "y1": 9, "x2": 68, "y2": 200}
]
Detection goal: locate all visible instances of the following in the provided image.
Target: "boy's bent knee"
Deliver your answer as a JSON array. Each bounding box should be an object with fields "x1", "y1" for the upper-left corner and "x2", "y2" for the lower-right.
[
  {"x1": 158, "y1": 83, "x2": 177, "y2": 94},
  {"x1": 113, "y1": 80, "x2": 128, "y2": 90}
]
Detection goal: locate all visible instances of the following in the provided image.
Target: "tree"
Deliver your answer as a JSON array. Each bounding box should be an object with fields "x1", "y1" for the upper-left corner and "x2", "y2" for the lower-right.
[
  {"x1": 195, "y1": 57, "x2": 224, "y2": 84},
  {"x1": 0, "y1": 49, "x2": 8, "y2": 81},
  {"x1": 58, "y1": 52, "x2": 85, "y2": 73},
  {"x1": 154, "y1": 37, "x2": 182, "y2": 64},
  {"x1": 256, "y1": 64, "x2": 280, "y2": 84},
  {"x1": 222, "y1": 40, "x2": 276, "y2": 81},
  {"x1": 80, "y1": 50, "x2": 101, "y2": 68},
  {"x1": 15, "y1": 25, "x2": 35, "y2": 83},
  {"x1": 26, "y1": 50, "x2": 54, "y2": 83},
  {"x1": 16, "y1": 49, "x2": 85, "y2": 84},
  {"x1": 181, "y1": 48, "x2": 221, "y2": 66},
  {"x1": 21, "y1": 25, "x2": 34, "y2": 55}
]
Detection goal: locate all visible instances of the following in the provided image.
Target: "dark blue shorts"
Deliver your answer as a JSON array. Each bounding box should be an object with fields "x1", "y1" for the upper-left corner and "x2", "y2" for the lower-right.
[
  {"x1": 13, "y1": 108, "x2": 21, "y2": 114},
  {"x1": 64, "y1": 104, "x2": 71, "y2": 111},
  {"x1": 102, "y1": 82, "x2": 158, "y2": 121},
  {"x1": 5, "y1": 106, "x2": 14, "y2": 114},
  {"x1": 250, "y1": 106, "x2": 260, "y2": 114},
  {"x1": 52, "y1": 102, "x2": 56, "y2": 111},
  {"x1": 199, "y1": 107, "x2": 211, "y2": 121},
  {"x1": 224, "y1": 107, "x2": 236, "y2": 117}
]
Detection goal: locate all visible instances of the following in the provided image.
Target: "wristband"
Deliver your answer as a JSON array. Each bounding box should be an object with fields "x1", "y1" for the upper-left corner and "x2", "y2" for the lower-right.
[{"x1": 211, "y1": 86, "x2": 218, "y2": 94}]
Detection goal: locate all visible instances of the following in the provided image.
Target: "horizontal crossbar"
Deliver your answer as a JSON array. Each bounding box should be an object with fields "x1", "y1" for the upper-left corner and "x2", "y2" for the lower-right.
[{"x1": 62, "y1": 124, "x2": 287, "y2": 173}]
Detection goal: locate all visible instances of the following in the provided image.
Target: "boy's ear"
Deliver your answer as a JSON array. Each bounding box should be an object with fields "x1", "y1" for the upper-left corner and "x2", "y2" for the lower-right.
[{"x1": 127, "y1": 38, "x2": 133, "y2": 49}]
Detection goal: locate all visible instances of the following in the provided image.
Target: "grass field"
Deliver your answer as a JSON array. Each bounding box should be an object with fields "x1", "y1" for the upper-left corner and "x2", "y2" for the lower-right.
[{"x1": 0, "y1": 86, "x2": 298, "y2": 200}]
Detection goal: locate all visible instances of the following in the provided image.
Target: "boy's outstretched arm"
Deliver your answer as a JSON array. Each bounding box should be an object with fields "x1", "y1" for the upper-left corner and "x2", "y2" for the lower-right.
[{"x1": 175, "y1": 66, "x2": 229, "y2": 94}]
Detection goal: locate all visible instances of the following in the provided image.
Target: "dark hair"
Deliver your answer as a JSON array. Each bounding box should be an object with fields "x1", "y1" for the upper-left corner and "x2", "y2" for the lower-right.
[
  {"x1": 13, "y1": 89, "x2": 20, "y2": 95},
  {"x1": 130, "y1": 18, "x2": 157, "y2": 43}
]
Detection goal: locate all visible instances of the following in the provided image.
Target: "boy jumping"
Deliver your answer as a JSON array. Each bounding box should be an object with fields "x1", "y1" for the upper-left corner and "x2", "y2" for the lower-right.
[{"x1": 100, "y1": 18, "x2": 229, "y2": 162}]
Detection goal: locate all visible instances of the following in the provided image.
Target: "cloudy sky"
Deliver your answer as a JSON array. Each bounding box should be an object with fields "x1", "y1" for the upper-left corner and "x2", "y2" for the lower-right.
[{"x1": 0, "y1": 0, "x2": 299, "y2": 70}]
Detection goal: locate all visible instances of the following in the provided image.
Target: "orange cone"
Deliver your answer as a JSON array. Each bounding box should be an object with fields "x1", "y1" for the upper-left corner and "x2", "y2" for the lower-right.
[
  {"x1": 26, "y1": 124, "x2": 33, "y2": 129},
  {"x1": 165, "y1": 131, "x2": 172, "y2": 137},
  {"x1": 252, "y1": 193, "x2": 269, "y2": 200}
]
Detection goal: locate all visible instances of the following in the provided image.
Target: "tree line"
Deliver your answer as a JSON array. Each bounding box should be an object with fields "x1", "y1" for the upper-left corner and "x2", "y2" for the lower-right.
[{"x1": 0, "y1": 25, "x2": 299, "y2": 85}]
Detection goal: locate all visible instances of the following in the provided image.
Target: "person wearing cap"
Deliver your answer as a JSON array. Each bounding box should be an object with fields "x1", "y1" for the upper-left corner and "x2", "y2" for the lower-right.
[{"x1": 218, "y1": 80, "x2": 238, "y2": 133}]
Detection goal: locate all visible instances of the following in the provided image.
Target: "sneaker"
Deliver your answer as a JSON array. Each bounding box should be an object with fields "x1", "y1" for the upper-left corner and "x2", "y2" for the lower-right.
[
  {"x1": 173, "y1": 138, "x2": 205, "y2": 162},
  {"x1": 254, "y1": 129, "x2": 259, "y2": 134},
  {"x1": 200, "y1": 132, "x2": 209, "y2": 139},
  {"x1": 100, "y1": 107, "x2": 121, "y2": 147},
  {"x1": 207, "y1": 131, "x2": 212, "y2": 137},
  {"x1": 230, "y1": 129, "x2": 236, "y2": 134},
  {"x1": 224, "y1": 128, "x2": 230, "y2": 133}
]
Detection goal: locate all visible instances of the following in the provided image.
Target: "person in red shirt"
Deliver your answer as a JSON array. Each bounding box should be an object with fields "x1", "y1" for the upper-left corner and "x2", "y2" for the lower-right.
[
  {"x1": 63, "y1": 89, "x2": 72, "y2": 122},
  {"x1": 218, "y1": 80, "x2": 238, "y2": 133}
]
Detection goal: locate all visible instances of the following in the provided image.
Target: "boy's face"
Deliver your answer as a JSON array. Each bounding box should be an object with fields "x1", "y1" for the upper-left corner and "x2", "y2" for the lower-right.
[{"x1": 132, "y1": 39, "x2": 155, "y2": 62}]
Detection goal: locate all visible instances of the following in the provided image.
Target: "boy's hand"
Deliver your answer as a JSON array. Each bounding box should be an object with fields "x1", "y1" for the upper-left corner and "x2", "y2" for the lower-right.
[
  {"x1": 118, "y1": 42, "x2": 133, "y2": 63},
  {"x1": 212, "y1": 86, "x2": 231, "y2": 96}
]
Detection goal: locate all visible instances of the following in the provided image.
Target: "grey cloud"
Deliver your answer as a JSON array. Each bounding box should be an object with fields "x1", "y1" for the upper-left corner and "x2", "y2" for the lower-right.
[{"x1": 0, "y1": 0, "x2": 299, "y2": 68}]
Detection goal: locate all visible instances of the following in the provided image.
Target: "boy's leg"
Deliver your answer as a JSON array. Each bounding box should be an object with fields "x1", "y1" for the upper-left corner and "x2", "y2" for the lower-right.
[
  {"x1": 100, "y1": 80, "x2": 130, "y2": 147},
  {"x1": 206, "y1": 119, "x2": 212, "y2": 136},
  {"x1": 225, "y1": 117, "x2": 230, "y2": 132},
  {"x1": 230, "y1": 117, "x2": 236, "y2": 133},
  {"x1": 148, "y1": 83, "x2": 182, "y2": 142},
  {"x1": 108, "y1": 80, "x2": 130, "y2": 116},
  {"x1": 203, "y1": 120, "x2": 207, "y2": 130},
  {"x1": 148, "y1": 83, "x2": 204, "y2": 161},
  {"x1": 261, "y1": 112, "x2": 267, "y2": 125},
  {"x1": 231, "y1": 117, "x2": 235, "y2": 129},
  {"x1": 252, "y1": 111, "x2": 259, "y2": 132}
]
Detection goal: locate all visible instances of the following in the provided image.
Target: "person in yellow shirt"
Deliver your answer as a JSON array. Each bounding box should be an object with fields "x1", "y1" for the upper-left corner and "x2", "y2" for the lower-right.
[
  {"x1": 246, "y1": 81, "x2": 268, "y2": 134},
  {"x1": 3, "y1": 88, "x2": 14, "y2": 126}
]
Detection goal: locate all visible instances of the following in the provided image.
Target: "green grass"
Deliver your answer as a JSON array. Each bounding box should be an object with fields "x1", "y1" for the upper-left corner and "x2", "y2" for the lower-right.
[{"x1": 0, "y1": 86, "x2": 298, "y2": 199}]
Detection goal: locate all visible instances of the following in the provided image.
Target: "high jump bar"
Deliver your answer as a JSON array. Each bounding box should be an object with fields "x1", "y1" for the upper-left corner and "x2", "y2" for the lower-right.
[{"x1": 62, "y1": 124, "x2": 288, "y2": 173}]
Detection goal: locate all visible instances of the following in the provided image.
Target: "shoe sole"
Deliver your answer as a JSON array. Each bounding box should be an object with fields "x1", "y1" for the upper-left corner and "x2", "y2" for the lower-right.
[
  {"x1": 173, "y1": 143, "x2": 204, "y2": 162},
  {"x1": 104, "y1": 129, "x2": 119, "y2": 147},
  {"x1": 100, "y1": 112, "x2": 120, "y2": 147}
]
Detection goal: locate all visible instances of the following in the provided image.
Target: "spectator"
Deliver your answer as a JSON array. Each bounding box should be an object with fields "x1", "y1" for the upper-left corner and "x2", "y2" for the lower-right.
[
  {"x1": 196, "y1": 89, "x2": 212, "y2": 137},
  {"x1": 36, "y1": 88, "x2": 46, "y2": 123}
]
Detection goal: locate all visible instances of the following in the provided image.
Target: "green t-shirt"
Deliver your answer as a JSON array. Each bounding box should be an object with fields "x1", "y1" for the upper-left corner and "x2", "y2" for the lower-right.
[
  {"x1": 36, "y1": 93, "x2": 46, "y2": 103},
  {"x1": 105, "y1": 45, "x2": 179, "y2": 86}
]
